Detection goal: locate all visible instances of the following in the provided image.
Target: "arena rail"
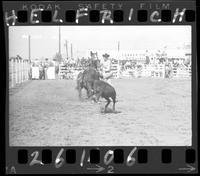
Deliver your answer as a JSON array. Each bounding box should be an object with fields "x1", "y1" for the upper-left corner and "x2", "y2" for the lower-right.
[
  {"x1": 58, "y1": 64, "x2": 83, "y2": 79},
  {"x1": 172, "y1": 66, "x2": 191, "y2": 78},
  {"x1": 119, "y1": 64, "x2": 191, "y2": 79},
  {"x1": 9, "y1": 56, "x2": 31, "y2": 88},
  {"x1": 58, "y1": 62, "x2": 191, "y2": 80}
]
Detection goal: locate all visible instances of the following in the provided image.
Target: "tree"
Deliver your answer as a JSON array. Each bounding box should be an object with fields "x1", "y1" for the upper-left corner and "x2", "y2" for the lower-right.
[
  {"x1": 145, "y1": 56, "x2": 150, "y2": 64},
  {"x1": 53, "y1": 52, "x2": 63, "y2": 63}
]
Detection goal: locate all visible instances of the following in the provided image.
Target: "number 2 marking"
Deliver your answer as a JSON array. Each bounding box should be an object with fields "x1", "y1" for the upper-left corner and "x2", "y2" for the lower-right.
[
  {"x1": 107, "y1": 165, "x2": 114, "y2": 173},
  {"x1": 29, "y1": 151, "x2": 43, "y2": 166}
]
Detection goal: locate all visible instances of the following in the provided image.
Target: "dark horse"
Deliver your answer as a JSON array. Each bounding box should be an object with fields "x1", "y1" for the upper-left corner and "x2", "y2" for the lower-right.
[
  {"x1": 76, "y1": 67, "x2": 102, "y2": 99},
  {"x1": 93, "y1": 80, "x2": 116, "y2": 112}
]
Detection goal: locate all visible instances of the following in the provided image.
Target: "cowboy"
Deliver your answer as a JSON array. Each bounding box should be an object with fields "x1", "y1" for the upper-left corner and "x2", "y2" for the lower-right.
[{"x1": 100, "y1": 53, "x2": 113, "y2": 84}]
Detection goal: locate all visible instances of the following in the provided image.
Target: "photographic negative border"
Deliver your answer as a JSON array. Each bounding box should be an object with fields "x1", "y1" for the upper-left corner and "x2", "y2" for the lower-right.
[{"x1": 3, "y1": 0, "x2": 198, "y2": 174}]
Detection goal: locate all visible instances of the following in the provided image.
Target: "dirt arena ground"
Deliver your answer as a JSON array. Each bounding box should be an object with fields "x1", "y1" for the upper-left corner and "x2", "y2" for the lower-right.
[{"x1": 9, "y1": 78, "x2": 191, "y2": 146}]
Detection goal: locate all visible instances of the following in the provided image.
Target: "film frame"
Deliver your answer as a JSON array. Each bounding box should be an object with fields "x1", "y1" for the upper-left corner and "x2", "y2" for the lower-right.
[{"x1": 2, "y1": 0, "x2": 198, "y2": 174}]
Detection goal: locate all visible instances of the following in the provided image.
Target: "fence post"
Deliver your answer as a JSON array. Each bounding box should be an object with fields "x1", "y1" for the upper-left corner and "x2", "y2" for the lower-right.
[
  {"x1": 26, "y1": 60, "x2": 28, "y2": 80},
  {"x1": 20, "y1": 59, "x2": 22, "y2": 83},
  {"x1": 25, "y1": 60, "x2": 27, "y2": 81},
  {"x1": 19, "y1": 57, "x2": 21, "y2": 84},
  {"x1": 22, "y1": 59, "x2": 24, "y2": 82},
  {"x1": 29, "y1": 60, "x2": 31, "y2": 80},
  {"x1": 12, "y1": 58, "x2": 14, "y2": 87},
  {"x1": 9, "y1": 57, "x2": 32, "y2": 89},
  {"x1": 16, "y1": 57, "x2": 18, "y2": 84},
  {"x1": 20, "y1": 58, "x2": 23, "y2": 83},
  {"x1": 162, "y1": 64, "x2": 165, "y2": 78},
  {"x1": 13, "y1": 58, "x2": 15, "y2": 87},
  {"x1": 9, "y1": 58, "x2": 11, "y2": 88},
  {"x1": 18, "y1": 58, "x2": 20, "y2": 84},
  {"x1": 24, "y1": 60, "x2": 26, "y2": 81},
  {"x1": 10, "y1": 58, "x2": 13, "y2": 88},
  {"x1": 27, "y1": 60, "x2": 29, "y2": 80},
  {"x1": 22, "y1": 59, "x2": 23, "y2": 82},
  {"x1": 18, "y1": 57, "x2": 21, "y2": 84},
  {"x1": 13, "y1": 58, "x2": 16, "y2": 87}
]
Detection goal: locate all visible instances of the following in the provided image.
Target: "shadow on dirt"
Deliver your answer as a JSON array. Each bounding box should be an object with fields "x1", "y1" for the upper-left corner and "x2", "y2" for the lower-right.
[{"x1": 100, "y1": 107, "x2": 122, "y2": 114}]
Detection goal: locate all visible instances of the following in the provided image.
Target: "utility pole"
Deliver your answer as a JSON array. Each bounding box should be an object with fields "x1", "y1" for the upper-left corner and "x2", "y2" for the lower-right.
[
  {"x1": 65, "y1": 40, "x2": 68, "y2": 59},
  {"x1": 58, "y1": 26, "x2": 61, "y2": 55},
  {"x1": 71, "y1": 43, "x2": 73, "y2": 59},
  {"x1": 28, "y1": 35, "x2": 31, "y2": 61}
]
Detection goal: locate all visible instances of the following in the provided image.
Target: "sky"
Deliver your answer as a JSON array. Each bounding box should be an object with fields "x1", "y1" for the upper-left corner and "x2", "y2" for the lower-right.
[{"x1": 9, "y1": 25, "x2": 191, "y2": 60}]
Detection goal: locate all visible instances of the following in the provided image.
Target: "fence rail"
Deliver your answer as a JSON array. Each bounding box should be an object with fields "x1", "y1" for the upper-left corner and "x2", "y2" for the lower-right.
[
  {"x1": 111, "y1": 60, "x2": 120, "y2": 78},
  {"x1": 58, "y1": 64, "x2": 83, "y2": 79},
  {"x1": 120, "y1": 64, "x2": 191, "y2": 79},
  {"x1": 9, "y1": 57, "x2": 31, "y2": 88},
  {"x1": 57, "y1": 63, "x2": 191, "y2": 80},
  {"x1": 172, "y1": 66, "x2": 191, "y2": 78}
]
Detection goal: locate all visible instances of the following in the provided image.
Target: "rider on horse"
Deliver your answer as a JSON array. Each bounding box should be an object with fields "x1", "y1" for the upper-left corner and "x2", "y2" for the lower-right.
[{"x1": 76, "y1": 51, "x2": 102, "y2": 99}]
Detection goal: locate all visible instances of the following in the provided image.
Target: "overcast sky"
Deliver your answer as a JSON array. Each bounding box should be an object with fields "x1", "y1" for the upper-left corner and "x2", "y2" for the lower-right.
[{"x1": 9, "y1": 25, "x2": 191, "y2": 59}]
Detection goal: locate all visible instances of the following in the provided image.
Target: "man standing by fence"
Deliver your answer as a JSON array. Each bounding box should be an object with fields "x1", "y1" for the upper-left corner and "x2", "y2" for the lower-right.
[
  {"x1": 44, "y1": 58, "x2": 49, "y2": 80},
  {"x1": 165, "y1": 62, "x2": 173, "y2": 78},
  {"x1": 100, "y1": 53, "x2": 113, "y2": 84}
]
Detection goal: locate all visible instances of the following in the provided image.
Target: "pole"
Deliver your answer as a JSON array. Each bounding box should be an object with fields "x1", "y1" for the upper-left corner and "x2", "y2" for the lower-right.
[
  {"x1": 59, "y1": 26, "x2": 61, "y2": 55},
  {"x1": 118, "y1": 41, "x2": 120, "y2": 52},
  {"x1": 71, "y1": 43, "x2": 73, "y2": 59},
  {"x1": 28, "y1": 35, "x2": 31, "y2": 61},
  {"x1": 28, "y1": 35, "x2": 31, "y2": 80},
  {"x1": 65, "y1": 40, "x2": 68, "y2": 59},
  {"x1": 11, "y1": 58, "x2": 14, "y2": 88}
]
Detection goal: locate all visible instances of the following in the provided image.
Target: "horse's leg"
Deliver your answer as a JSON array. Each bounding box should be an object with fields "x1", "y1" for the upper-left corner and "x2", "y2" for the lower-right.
[
  {"x1": 95, "y1": 91, "x2": 102, "y2": 103},
  {"x1": 112, "y1": 97, "x2": 116, "y2": 111},
  {"x1": 78, "y1": 85, "x2": 82, "y2": 100},
  {"x1": 78, "y1": 88, "x2": 82, "y2": 99},
  {"x1": 105, "y1": 98, "x2": 111, "y2": 112},
  {"x1": 86, "y1": 88, "x2": 90, "y2": 98},
  {"x1": 86, "y1": 82, "x2": 93, "y2": 99}
]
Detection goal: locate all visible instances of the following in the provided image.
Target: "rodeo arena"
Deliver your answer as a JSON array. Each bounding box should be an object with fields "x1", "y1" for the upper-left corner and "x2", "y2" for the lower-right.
[{"x1": 9, "y1": 42, "x2": 191, "y2": 146}]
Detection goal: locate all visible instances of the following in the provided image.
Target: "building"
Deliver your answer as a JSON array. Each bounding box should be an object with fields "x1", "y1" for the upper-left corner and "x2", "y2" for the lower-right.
[{"x1": 83, "y1": 47, "x2": 191, "y2": 64}]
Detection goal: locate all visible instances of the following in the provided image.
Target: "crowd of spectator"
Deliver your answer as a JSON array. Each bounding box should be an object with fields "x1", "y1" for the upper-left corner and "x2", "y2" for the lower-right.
[
  {"x1": 31, "y1": 58, "x2": 55, "y2": 80},
  {"x1": 30, "y1": 54, "x2": 191, "y2": 79}
]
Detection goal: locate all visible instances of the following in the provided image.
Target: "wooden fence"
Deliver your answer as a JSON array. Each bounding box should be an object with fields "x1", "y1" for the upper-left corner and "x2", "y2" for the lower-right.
[
  {"x1": 172, "y1": 66, "x2": 191, "y2": 78},
  {"x1": 59, "y1": 61, "x2": 120, "y2": 80},
  {"x1": 9, "y1": 57, "x2": 31, "y2": 88},
  {"x1": 58, "y1": 63, "x2": 191, "y2": 80},
  {"x1": 58, "y1": 64, "x2": 83, "y2": 79},
  {"x1": 142, "y1": 64, "x2": 165, "y2": 78},
  {"x1": 111, "y1": 60, "x2": 120, "y2": 78},
  {"x1": 120, "y1": 64, "x2": 191, "y2": 79}
]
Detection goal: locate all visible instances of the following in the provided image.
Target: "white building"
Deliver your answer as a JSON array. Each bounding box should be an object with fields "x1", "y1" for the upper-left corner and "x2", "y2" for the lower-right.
[{"x1": 81, "y1": 47, "x2": 191, "y2": 63}]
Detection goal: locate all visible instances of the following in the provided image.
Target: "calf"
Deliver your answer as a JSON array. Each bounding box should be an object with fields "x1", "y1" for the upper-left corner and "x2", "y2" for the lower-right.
[{"x1": 92, "y1": 80, "x2": 116, "y2": 112}]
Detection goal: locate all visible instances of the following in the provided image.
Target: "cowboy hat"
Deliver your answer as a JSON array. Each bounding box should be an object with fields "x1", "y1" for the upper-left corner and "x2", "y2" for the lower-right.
[{"x1": 102, "y1": 53, "x2": 110, "y2": 58}]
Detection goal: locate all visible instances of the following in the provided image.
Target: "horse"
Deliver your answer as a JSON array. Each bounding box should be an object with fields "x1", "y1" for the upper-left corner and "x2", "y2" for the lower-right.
[
  {"x1": 92, "y1": 80, "x2": 116, "y2": 112},
  {"x1": 76, "y1": 67, "x2": 103, "y2": 100}
]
